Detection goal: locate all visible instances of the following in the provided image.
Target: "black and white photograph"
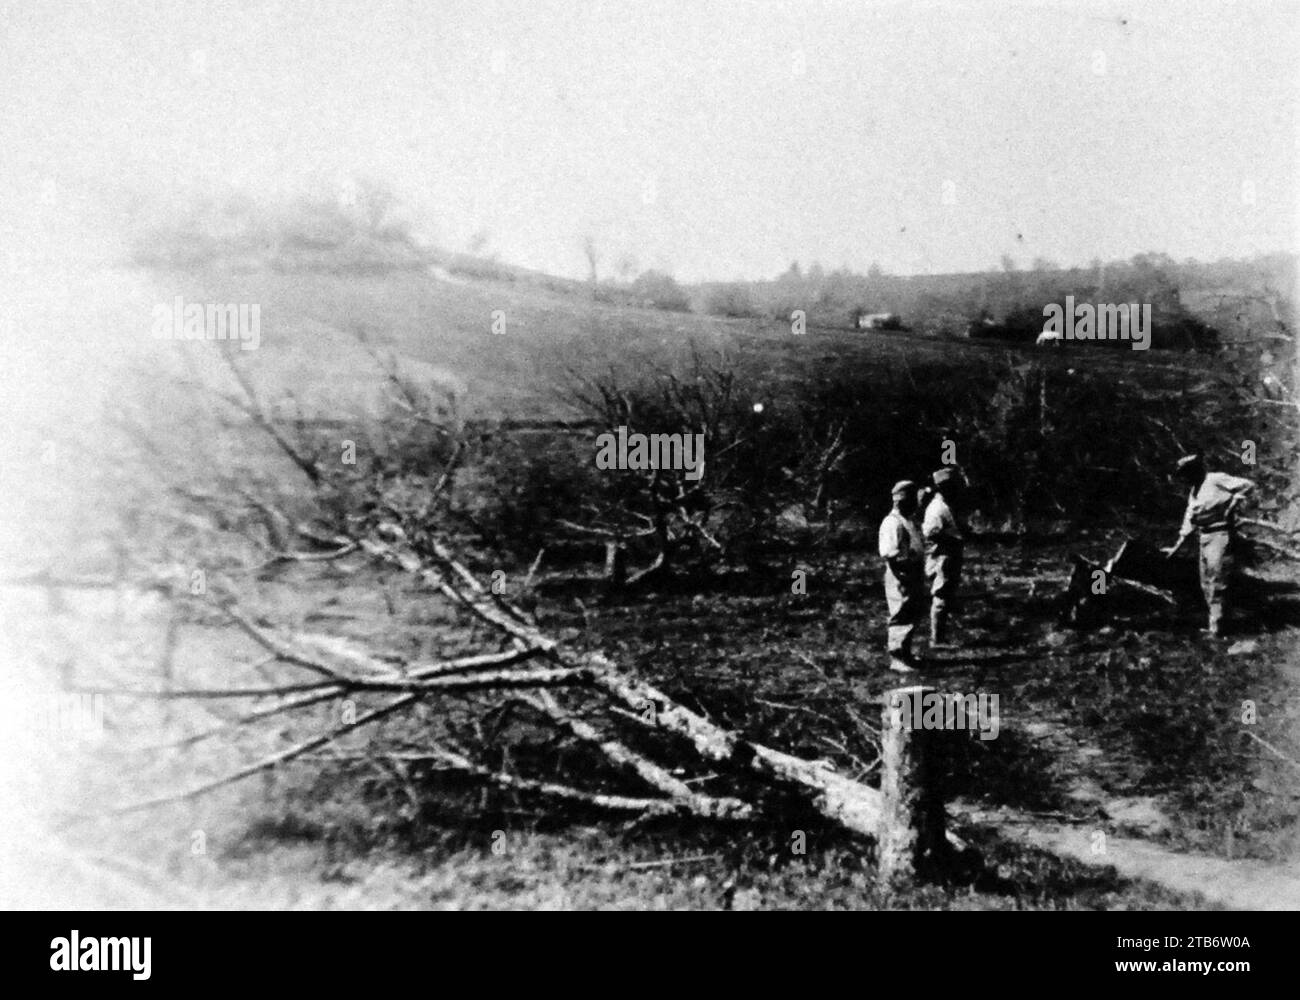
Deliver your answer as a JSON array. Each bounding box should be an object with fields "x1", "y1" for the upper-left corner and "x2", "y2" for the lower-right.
[{"x1": 1, "y1": 0, "x2": 1297, "y2": 964}]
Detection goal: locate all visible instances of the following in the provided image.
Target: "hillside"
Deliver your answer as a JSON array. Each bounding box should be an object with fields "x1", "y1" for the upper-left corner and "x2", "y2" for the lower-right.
[{"x1": 149, "y1": 260, "x2": 1237, "y2": 427}]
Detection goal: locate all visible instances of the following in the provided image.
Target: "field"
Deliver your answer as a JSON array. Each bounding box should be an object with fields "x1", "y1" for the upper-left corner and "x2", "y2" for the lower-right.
[{"x1": 9, "y1": 259, "x2": 1300, "y2": 911}]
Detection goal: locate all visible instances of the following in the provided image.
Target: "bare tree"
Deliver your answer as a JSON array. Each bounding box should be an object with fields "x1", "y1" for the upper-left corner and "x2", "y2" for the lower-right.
[{"x1": 582, "y1": 235, "x2": 599, "y2": 284}]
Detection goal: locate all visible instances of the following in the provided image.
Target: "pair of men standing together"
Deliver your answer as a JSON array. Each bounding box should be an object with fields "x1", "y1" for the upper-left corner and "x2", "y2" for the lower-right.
[{"x1": 878, "y1": 468, "x2": 964, "y2": 673}]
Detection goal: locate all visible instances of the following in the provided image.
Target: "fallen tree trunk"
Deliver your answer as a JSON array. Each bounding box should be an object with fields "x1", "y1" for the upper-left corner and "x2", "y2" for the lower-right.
[
  {"x1": 1245, "y1": 534, "x2": 1300, "y2": 561},
  {"x1": 587, "y1": 661, "x2": 882, "y2": 838},
  {"x1": 360, "y1": 529, "x2": 886, "y2": 839},
  {"x1": 524, "y1": 689, "x2": 755, "y2": 820},
  {"x1": 92, "y1": 525, "x2": 931, "y2": 877}
]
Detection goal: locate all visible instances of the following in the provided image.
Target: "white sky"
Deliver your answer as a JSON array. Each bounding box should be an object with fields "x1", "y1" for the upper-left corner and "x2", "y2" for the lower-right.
[{"x1": 2, "y1": 0, "x2": 1297, "y2": 281}]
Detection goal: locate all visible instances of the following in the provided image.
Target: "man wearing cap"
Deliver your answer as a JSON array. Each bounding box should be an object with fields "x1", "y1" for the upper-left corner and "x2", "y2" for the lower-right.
[
  {"x1": 1161, "y1": 454, "x2": 1254, "y2": 636},
  {"x1": 923, "y1": 467, "x2": 965, "y2": 647},
  {"x1": 878, "y1": 480, "x2": 925, "y2": 672}
]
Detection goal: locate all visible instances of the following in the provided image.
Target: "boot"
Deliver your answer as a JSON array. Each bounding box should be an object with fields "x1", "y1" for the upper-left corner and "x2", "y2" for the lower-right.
[{"x1": 888, "y1": 657, "x2": 916, "y2": 674}]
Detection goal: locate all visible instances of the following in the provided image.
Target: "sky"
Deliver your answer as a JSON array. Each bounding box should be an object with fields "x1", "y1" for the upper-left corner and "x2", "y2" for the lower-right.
[{"x1": 1, "y1": 0, "x2": 1298, "y2": 281}]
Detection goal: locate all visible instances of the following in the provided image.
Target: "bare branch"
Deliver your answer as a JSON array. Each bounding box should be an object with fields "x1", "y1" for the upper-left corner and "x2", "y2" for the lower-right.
[
  {"x1": 95, "y1": 692, "x2": 423, "y2": 817},
  {"x1": 525, "y1": 690, "x2": 753, "y2": 820}
]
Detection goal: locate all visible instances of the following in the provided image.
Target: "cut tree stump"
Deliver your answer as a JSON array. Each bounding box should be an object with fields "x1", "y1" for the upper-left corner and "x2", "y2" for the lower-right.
[
  {"x1": 603, "y1": 541, "x2": 627, "y2": 588},
  {"x1": 878, "y1": 686, "x2": 946, "y2": 882},
  {"x1": 1062, "y1": 537, "x2": 1202, "y2": 625}
]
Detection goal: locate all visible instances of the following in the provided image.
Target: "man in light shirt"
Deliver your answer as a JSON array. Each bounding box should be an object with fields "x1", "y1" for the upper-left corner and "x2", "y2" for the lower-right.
[
  {"x1": 1162, "y1": 454, "x2": 1254, "y2": 636},
  {"x1": 878, "y1": 480, "x2": 925, "y2": 673},
  {"x1": 923, "y1": 467, "x2": 966, "y2": 648}
]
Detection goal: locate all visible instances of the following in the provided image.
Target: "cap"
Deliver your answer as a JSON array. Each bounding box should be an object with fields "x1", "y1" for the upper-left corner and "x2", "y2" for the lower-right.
[
  {"x1": 932, "y1": 466, "x2": 961, "y2": 486},
  {"x1": 1175, "y1": 453, "x2": 1204, "y2": 473},
  {"x1": 890, "y1": 479, "x2": 917, "y2": 499}
]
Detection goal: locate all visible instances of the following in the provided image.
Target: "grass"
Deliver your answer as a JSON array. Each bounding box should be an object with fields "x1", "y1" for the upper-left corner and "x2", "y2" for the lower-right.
[
  {"x1": 29, "y1": 262, "x2": 1297, "y2": 909},
  {"x1": 44, "y1": 528, "x2": 1297, "y2": 909},
  {"x1": 153, "y1": 264, "x2": 1214, "y2": 425}
]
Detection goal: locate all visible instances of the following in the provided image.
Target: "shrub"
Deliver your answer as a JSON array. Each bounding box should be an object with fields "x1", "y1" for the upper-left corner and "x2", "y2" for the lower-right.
[
  {"x1": 702, "y1": 283, "x2": 759, "y2": 318},
  {"x1": 630, "y1": 270, "x2": 691, "y2": 312}
]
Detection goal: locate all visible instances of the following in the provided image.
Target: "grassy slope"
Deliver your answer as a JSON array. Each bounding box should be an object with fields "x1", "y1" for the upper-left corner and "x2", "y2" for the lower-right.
[
  {"x1": 171, "y1": 265, "x2": 1213, "y2": 421},
  {"x1": 58, "y1": 265, "x2": 1298, "y2": 910}
]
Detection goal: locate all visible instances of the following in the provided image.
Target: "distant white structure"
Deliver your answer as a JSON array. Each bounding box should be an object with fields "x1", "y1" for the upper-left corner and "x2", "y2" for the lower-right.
[
  {"x1": 856, "y1": 311, "x2": 900, "y2": 330},
  {"x1": 1036, "y1": 330, "x2": 1063, "y2": 346},
  {"x1": 427, "y1": 263, "x2": 467, "y2": 285}
]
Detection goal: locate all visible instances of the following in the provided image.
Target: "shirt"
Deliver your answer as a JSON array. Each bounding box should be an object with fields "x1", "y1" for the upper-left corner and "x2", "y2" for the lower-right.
[
  {"x1": 922, "y1": 495, "x2": 963, "y2": 555},
  {"x1": 879, "y1": 509, "x2": 923, "y2": 566},
  {"x1": 1180, "y1": 472, "x2": 1254, "y2": 535}
]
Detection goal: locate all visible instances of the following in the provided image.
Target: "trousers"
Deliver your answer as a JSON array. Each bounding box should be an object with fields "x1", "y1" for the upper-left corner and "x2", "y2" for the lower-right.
[
  {"x1": 1199, "y1": 530, "x2": 1233, "y2": 627},
  {"x1": 927, "y1": 551, "x2": 963, "y2": 610},
  {"x1": 885, "y1": 566, "x2": 924, "y2": 656}
]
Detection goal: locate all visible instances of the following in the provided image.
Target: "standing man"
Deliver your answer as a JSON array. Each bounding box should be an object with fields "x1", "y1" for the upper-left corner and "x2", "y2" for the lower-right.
[
  {"x1": 923, "y1": 467, "x2": 965, "y2": 648},
  {"x1": 1161, "y1": 454, "x2": 1254, "y2": 636},
  {"x1": 878, "y1": 480, "x2": 925, "y2": 673}
]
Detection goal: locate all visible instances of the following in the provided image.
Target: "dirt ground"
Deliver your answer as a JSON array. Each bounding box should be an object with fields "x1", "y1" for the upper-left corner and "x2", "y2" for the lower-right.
[
  {"x1": 7, "y1": 525, "x2": 1298, "y2": 910},
  {"x1": 4, "y1": 263, "x2": 1295, "y2": 911}
]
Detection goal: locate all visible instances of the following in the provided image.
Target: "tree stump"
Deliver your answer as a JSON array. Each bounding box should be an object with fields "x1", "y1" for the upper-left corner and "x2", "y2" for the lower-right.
[
  {"x1": 603, "y1": 541, "x2": 627, "y2": 589},
  {"x1": 878, "y1": 685, "x2": 946, "y2": 882}
]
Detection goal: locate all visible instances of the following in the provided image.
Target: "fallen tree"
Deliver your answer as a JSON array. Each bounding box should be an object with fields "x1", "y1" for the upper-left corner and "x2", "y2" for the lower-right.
[{"x1": 85, "y1": 521, "x2": 928, "y2": 866}]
